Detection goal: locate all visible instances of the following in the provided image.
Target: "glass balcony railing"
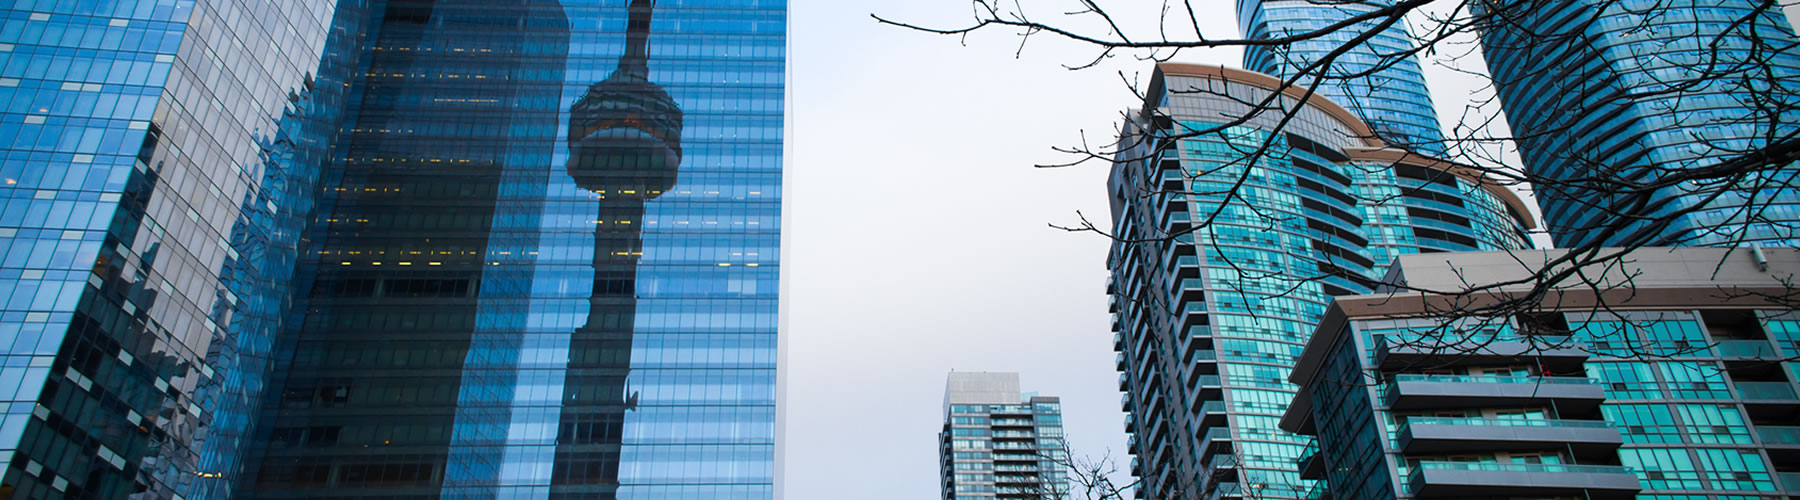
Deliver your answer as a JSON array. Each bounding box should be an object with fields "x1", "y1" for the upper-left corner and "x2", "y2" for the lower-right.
[
  {"x1": 1409, "y1": 461, "x2": 1634, "y2": 484},
  {"x1": 1757, "y1": 425, "x2": 1800, "y2": 445},
  {"x1": 1186, "y1": 325, "x2": 1212, "y2": 341},
  {"x1": 1195, "y1": 375, "x2": 1221, "y2": 387},
  {"x1": 1199, "y1": 401, "x2": 1225, "y2": 414},
  {"x1": 1402, "y1": 417, "x2": 1615, "y2": 429},
  {"x1": 1299, "y1": 441, "x2": 1319, "y2": 464},
  {"x1": 1736, "y1": 381, "x2": 1800, "y2": 400},
  {"x1": 1782, "y1": 472, "x2": 1800, "y2": 493},
  {"x1": 1717, "y1": 340, "x2": 1778, "y2": 359},
  {"x1": 1304, "y1": 481, "x2": 1328, "y2": 499},
  {"x1": 1392, "y1": 374, "x2": 1599, "y2": 386}
]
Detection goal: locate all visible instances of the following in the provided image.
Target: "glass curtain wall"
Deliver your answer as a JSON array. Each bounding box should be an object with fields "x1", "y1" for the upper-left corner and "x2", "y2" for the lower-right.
[{"x1": 246, "y1": 0, "x2": 783, "y2": 498}]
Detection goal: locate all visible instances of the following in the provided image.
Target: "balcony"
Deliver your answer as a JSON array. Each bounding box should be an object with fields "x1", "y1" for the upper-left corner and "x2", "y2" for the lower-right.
[
  {"x1": 1178, "y1": 301, "x2": 1208, "y2": 332},
  {"x1": 1759, "y1": 425, "x2": 1800, "y2": 462},
  {"x1": 1399, "y1": 417, "x2": 1622, "y2": 459},
  {"x1": 1198, "y1": 400, "x2": 1226, "y2": 427},
  {"x1": 1782, "y1": 472, "x2": 1800, "y2": 494},
  {"x1": 1298, "y1": 442, "x2": 1324, "y2": 479},
  {"x1": 1407, "y1": 461, "x2": 1641, "y2": 499},
  {"x1": 1377, "y1": 337, "x2": 1588, "y2": 373},
  {"x1": 1198, "y1": 427, "x2": 1232, "y2": 462},
  {"x1": 1173, "y1": 277, "x2": 1205, "y2": 302},
  {"x1": 1384, "y1": 375, "x2": 1605, "y2": 414},
  {"x1": 1190, "y1": 374, "x2": 1223, "y2": 401},
  {"x1": 1186, "y1": 349, "x2": 1218, "y2": 373}
]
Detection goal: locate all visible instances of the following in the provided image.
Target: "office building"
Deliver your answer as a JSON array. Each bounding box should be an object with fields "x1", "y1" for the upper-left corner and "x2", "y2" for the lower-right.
[
  {"x1": 1107, "y1": 63, "x2": 1532, "y2": 499},
  {"x1": 1239, "y1": 0, "x2": 1447, "y2": 156},
  {"x1": 0, "y1": 0, "x2": 784, "y2": 497},
  {"x1": 0, "y1": 0, "x2": 356, "y2": 497},
  {"x1": 940, "y1": 372, "x2": 1069, "y2": 500},
  {"x1": 1283, "y1": 248, "x2": 1800, "y2": 498},
  {"x1": 1477, "y1": 0, "x2": 1800, "y2": 248}
]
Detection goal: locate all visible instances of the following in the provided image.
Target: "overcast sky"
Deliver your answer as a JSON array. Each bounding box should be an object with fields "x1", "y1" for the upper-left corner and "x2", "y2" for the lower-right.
[
  {"x1": 782, "y1": 2, "x2": 1800, "y2": 499},
  {"x1": 783, "y1": 1, "x2": 1198, "y2": 498}
]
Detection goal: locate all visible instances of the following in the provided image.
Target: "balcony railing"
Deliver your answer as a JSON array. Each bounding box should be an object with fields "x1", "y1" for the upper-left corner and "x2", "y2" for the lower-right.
[
  {"x1": 1392, "y1": 374, "x2": 1597, "y2": 386},
  {"x1": 1403, "y1": 417, "x2": 1615, "y2": 429},
  {"x1": 1736, "y1": 381, "x2": 1799, "y2": 400},
  {"x1": 1304, "y1": 481, "x2": 1329, "y2": 499},
  {"x1": 1782, "y1": 472, "x2": 1800, "y2": 493},
  {"x1": 1758, "y1": 425, "x2": 1800, "y2": 446},
  {"x1": 1717, "y1": 339, "x2": 1779, "y2": 359},
  {"x1": 1411, "y1": 461, "x2": 1635, "y2": 478}
]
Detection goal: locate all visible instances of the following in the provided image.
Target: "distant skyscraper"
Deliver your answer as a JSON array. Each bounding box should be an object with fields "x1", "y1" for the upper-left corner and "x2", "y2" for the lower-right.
[
  {"x1": 939, "y1": 372, "x2": 1069, "y2": 500},
  {"x1": 1284, "y1": 248, "x2": 1800, "y2": 499},
  {"x1": 1107, "y1": 63, "x2": 1533, "y2": 499},
  {"x1": 1239, "y1": 0, "x2": 1447, "y2": 155},
  {"x1": 1477, "y1": 0, "x2": 1800, "y2": 248},
  {"x1": 0, "y1": 0, "x2": 785, "y2": 498}
]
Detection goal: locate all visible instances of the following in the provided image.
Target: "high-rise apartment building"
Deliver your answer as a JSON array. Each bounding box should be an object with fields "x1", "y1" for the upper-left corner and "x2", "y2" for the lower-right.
[
  {"x1": 1477, "y1": 0, "x2": 1800, "y2": 248},
  {"x1": 939, "y1": 372, "x2": 1069, "y2": 500},
  {"x1": 1107, "y1": 63, "x2": 1533, "y2": 499},
  {"x1": 0, "y1": 0, "x2": 784, "y2": 498},
  {"x1": 1238, "y1": 0, "x2": 1447, "y2": 156},
  {"x1": 1283, "y1": 248, "x2": 1800, "y2": 499}
]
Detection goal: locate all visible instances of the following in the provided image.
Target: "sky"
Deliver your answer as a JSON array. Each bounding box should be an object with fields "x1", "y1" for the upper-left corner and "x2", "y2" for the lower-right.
[
  {"x1": 782, "y1": 1, "x2": 1224, "y2": 498},
  {"x1": 782, "y1": 1, "x2": 1800, "y2": 499}
]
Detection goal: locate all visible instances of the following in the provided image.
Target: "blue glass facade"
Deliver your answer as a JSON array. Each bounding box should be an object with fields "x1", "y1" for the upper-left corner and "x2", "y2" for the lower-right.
[
  {"x1": 0, "y1": 0, "x2": 783, "y2": 498},
  {"x1": 1107, "y1": 64, "x2": 1530, "y2": 499},
  {"x1": 1238, "y1": 0, "x2": 1447, "y2": 156},
  {"x1": 1478, "y1": 0, "x2": 1800, "y2": 248},
  {"x1": 1285, "y1": 249, "x2": 1800, "y2": 499},
  {"x1": 0, "y1": 0, "x2": 345, "y2": 497}
]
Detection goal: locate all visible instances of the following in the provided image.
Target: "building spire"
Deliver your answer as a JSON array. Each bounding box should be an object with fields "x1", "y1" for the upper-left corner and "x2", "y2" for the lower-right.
[{"x1": 619, "y1": 0, "x2": 654, "y2": 77}]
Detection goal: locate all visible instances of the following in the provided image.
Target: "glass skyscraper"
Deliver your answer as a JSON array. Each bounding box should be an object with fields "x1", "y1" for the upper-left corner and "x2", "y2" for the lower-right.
[
  {"x1": 0, "y1": 0, "x2": 784, "y2": 498},
  {"x1": 1477, "y1": 0, "x2": 1800, "y2": 248},
  {"x1": 1107, "y1": 63, "x2": 1530, "y2": 499},
  {"x1": 1284, "y1": 248, "x2": 1800, "y2": 499},
  {"x1": 1238, "y1": 0, "x2": 1447, "y2": 156}
]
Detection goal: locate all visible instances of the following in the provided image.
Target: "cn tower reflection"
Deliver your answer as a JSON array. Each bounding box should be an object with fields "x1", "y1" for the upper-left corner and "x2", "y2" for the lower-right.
[{"x1": 553, "y1": 0, "x2": 681, "y2": 495}]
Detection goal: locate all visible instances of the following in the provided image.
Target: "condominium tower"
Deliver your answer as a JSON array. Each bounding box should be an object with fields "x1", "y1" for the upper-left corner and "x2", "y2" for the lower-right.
[
  {"x1": 1284, "y1": 248, "x2": 1800, "y2": 498},
  {"x1": 0, "y1": 0, "x2": 785, "y2": 497},
  {"x1": 939, "y1": 372, "x2": 1069, "y2": 500},
  {"x1": 1107, "y1": 63, "x2": 1532, "y2": 499},
  {"x1": 1239, "y1": 0, "x2": 1447, "y2": 156},
  {"x1": 1478, "y1": 0, "x2": 1800, "y2": 248}
]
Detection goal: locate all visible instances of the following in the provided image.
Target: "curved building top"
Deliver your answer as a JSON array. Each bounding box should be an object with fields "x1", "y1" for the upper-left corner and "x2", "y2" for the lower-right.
[{"x1": 1150, "y1": 62, "x2": 1538, "y2": 235}]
